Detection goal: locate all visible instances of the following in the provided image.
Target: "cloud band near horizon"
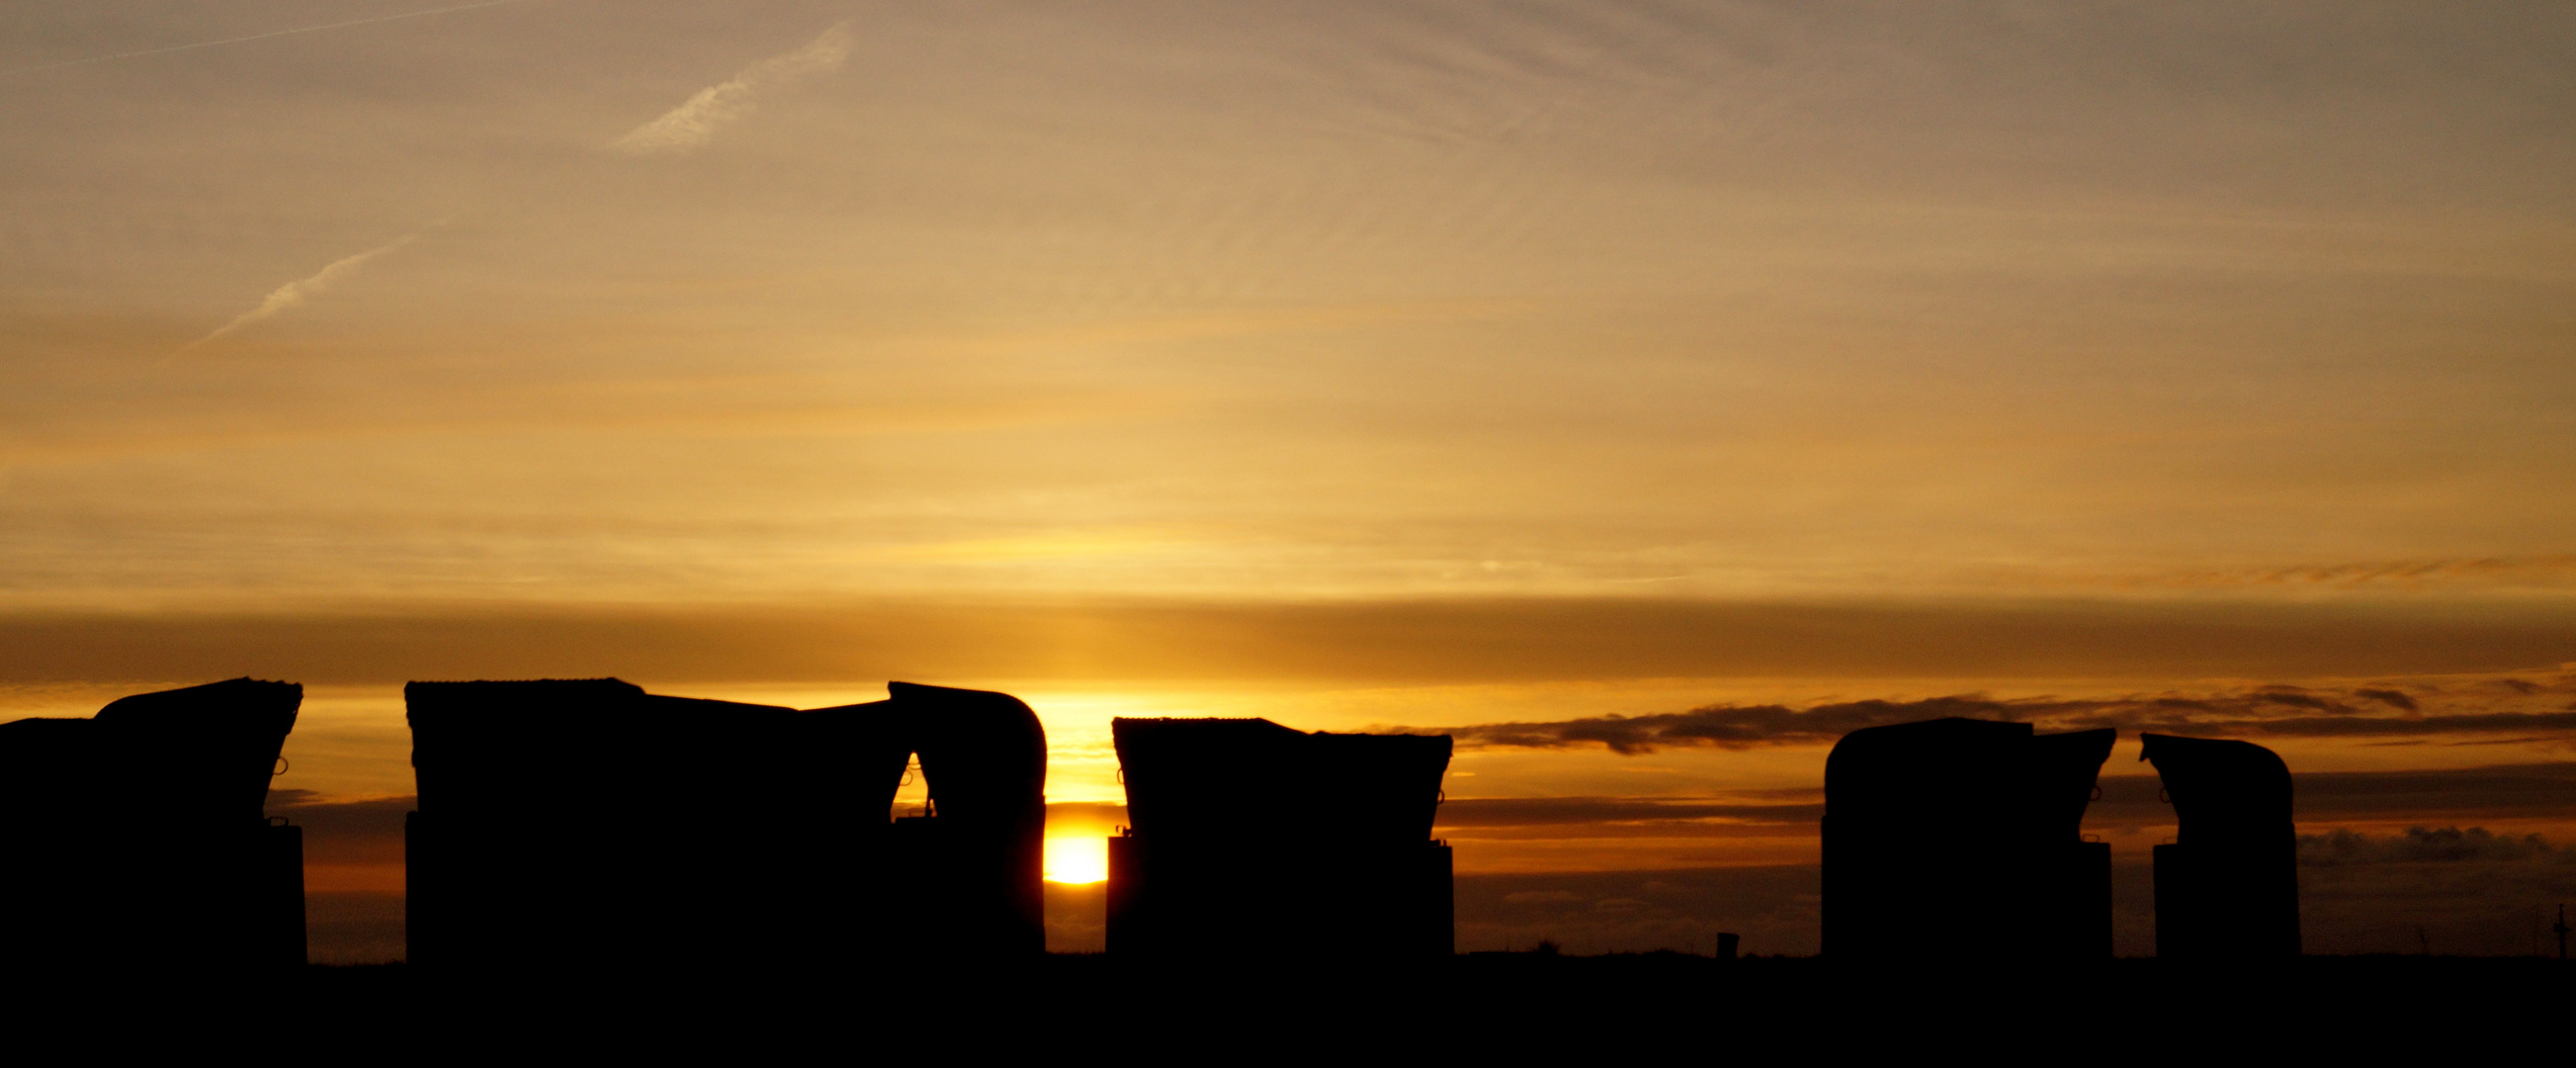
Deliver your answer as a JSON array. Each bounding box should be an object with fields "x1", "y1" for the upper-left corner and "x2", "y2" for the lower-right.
[{"x1": 1429, "y1": 682, "x2": 2576, "y2": 755}]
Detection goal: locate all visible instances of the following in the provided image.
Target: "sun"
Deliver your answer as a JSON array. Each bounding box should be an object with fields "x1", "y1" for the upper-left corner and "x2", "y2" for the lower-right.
[{"x1": 1044, "y1": 836, "x2": 1108, "y2": 884}]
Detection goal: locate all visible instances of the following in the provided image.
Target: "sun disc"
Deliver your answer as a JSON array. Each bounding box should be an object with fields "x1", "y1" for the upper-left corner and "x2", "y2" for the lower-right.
[{"x1": 1043, "y1": 836, "x2": 1108, "y2": 884}]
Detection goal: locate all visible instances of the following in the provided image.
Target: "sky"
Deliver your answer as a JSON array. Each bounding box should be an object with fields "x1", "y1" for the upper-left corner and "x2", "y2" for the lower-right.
[{"x1": 3, "y1": 1, "x2": 2573, "y2": 959}]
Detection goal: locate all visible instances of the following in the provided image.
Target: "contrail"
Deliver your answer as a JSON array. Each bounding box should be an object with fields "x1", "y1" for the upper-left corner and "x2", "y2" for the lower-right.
[
  {"x1": 611, "y1": 21, "x2": 854, "y2": 156},
  {"x1": 174, "y1": 232, "x2": 424, "y2": 355},
  {"x1": 0, "y1": 1, "x2": 534, "y2": 78}
]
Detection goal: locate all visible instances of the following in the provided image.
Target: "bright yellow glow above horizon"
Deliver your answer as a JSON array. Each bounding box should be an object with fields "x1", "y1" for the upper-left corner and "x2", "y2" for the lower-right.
[
  {"x1": 1044, "y1": 836, "x2": 1108, "y2": 884},
  {"x1": 3, "y1": 4, "x2": 2571, "y2": 616}
]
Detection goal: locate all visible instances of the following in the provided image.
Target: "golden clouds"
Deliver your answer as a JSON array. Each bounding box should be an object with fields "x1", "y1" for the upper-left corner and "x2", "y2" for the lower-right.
[
  {"x1": 6, "y1": 597, "x2": 2574, "y2": 686},
  {"x1": 11, "y1": 3, "x2": 2575, "y2": 964},
  {"x1": 3, "y1": 8, "x2": 2570, "y2": 615},
  {"x1": 0, "y1": 2, "x2": 2569, "y2": 677}
]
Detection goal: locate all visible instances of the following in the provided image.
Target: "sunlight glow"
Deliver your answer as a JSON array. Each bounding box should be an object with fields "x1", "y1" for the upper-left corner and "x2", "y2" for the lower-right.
[{"x1": 1044, "y1": 836, "x2": 1108, "y2": 884}]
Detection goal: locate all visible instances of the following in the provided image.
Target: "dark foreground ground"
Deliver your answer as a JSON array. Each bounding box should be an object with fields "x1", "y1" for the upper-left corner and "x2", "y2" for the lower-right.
[
  {"x1": 266, "y1": 954, "x2": 2576, "y2": 1047},
  {"x1": 84, "y1": 952, "x2": 2515, "y2": 1055}
]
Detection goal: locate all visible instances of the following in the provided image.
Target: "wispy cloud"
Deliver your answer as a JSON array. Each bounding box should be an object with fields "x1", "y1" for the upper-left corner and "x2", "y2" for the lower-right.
[
  {"x1": 175, "y1": 232, "x2": 423, "y2": 355},
  {"x1": 610, "y1": 21, "x2": 855, "y2": 156}
]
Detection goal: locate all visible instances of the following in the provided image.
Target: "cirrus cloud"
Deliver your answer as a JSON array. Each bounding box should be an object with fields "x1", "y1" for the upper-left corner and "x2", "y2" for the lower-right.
[
  {"x1": 610, "y1": 20, "x2": 854, "y2": 156},
  {"x1": 173, "y1": 232, "x2": 422, "y2": 355}
]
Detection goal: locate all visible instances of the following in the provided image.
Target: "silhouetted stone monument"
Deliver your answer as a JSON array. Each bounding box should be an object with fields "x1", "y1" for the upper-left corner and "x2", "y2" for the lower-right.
[
  {"x1": 2141, "y1": 733, "x2": 2299, "y2": 957},
  {"x1": 0, "y1": 677, "x2": 304, "y2": 969},
  {"x1": 404, "y1": 677, "x2": 1043, "y2": 969},
  {"x1": 807, "y1": 681, "x2": 1048, "y2": 959},
  {"x1": 1105, "y1": 717, "x2": 1452, "y2": 959},
  {"x1": 1824, "y1": 718, "x2": 2114, "y2": 959}
]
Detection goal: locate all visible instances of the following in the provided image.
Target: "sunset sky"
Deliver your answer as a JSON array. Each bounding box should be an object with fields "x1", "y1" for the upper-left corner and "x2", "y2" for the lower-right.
[{"x1": 5, "y1": 1, "x2": 2573, "y2": 959}]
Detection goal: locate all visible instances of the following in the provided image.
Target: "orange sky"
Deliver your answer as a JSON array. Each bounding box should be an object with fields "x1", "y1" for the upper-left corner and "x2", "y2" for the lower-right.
[{"x1": 4, "y1": 1, "x2": 2574, "y2": 955}]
